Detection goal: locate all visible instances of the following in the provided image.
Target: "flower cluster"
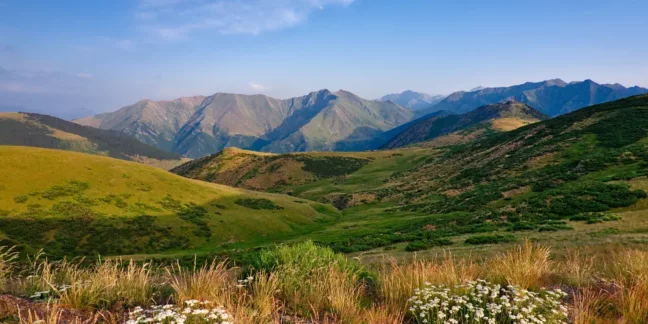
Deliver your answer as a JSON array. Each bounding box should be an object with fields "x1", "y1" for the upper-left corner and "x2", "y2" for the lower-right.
[
  {"x1": 125, "y1": 300, "x2": 232, "y2": 324},
  {"x1": 408, "y1": 280, "x2": 568, "y2": 324}
]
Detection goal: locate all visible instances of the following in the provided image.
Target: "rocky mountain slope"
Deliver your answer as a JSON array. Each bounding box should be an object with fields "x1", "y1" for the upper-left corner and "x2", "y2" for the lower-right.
[
  {"x1": 422, "y1": 79, "x2": 648, "y2": 116},
  {"x1": 76, "y1": 90, "x2": 413, "y2": 157},
  {"x1": 0, "y1": 112, "x2": 185, "y2": 168},
  {"x1": 381, "y1": 90, "x2": 445, "y2": 111}
]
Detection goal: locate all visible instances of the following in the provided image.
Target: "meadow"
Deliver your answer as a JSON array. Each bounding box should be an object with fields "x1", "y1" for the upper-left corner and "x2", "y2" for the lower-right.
[{"x1": 1, "y1": 240, "x2": 647, "y2": 323}]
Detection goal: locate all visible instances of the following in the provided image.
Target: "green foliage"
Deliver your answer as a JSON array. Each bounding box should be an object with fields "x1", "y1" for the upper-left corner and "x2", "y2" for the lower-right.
[
  {"x1": 465, "y1": 234, "x2": 516, "y2": 245},
  {"x1": 248, "y1": 240, "x2": 359, "y2": 275},
  {"x1": 294, "y1": 156, "x2": 369, "y2": 178},
  {"x1": 41, "y1": 181, "x2": 90, "y2": 200},
  {"x1": 405, "y1": 238, "x2": 453, "y2": 252},
  {"x1": 234, "y1": 198, "x2": 283, "y2": 210},
  {"x1": 13, "y1": 195, "x2": 28, "y2": 204}
]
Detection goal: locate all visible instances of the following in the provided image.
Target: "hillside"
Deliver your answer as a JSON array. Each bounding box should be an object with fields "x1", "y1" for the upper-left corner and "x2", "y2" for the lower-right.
[
  {"x1": 171, "y1": 147, "x2": 375, "y2": 192},
  {"x1": 383, "y1": 101, "x2": 548, "y2": 149},
  {"x1": 0, "y1": 146, "x2": 335, "y2": 257},
  {"x1": 0, "y1": 112, "x2": 186, "y2": 169},
  {"x1": 174, "y1": 94, "x2": 648, "y2": 253},
  {"x1": 75, "y1": 90, "x2": 413, "y2": 157},
  {"x1": 421, "y1": 79, "x2": 648, "y2": 116},
  {"x1": 381, "y1": 90, "x2": 445, "y2": 111}
]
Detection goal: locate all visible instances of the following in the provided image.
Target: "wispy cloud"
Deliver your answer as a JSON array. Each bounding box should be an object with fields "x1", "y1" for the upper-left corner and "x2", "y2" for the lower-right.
[
  {"x1": 249, "y1": 81, "x2": 266, "y2": 91},
  {"x1": 136, "y1": 0, "x2": 354, "y2": 39}
]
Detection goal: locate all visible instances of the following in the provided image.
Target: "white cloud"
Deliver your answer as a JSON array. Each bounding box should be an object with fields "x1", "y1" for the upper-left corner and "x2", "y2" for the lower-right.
[
  {"x1": 136, "y1": 0, "x2": 354, "y2": 39},
  {"x1": 249, "y1": 82, "x2": 266, "y2": 91}
]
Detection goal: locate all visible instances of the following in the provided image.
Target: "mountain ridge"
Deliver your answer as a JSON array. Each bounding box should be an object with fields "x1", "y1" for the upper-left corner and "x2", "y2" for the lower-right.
[
  {"x1": 422, "y1": 79, "x2": 648, "y2": 116},
  {"x1": 0, "y1": 112, "x2": 186, "y2": 169},
  {"x1": 76, "y1": 90, "x2": 413, "y2": 157},
  {"x1": 381, "y1": 90, "x2": 445, "y2": 111}
]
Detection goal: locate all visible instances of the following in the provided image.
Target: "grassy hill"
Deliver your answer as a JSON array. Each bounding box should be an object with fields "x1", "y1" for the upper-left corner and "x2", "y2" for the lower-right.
[
  {"x1": 0, "y1": 112, "x2": 186, "y2": 169},
  {"x1": 174, "y1": 94, "x2": 648, "y2": 254},
  {"x1": 383, "y1": 101, "x2": 548, "y2": 149},
  {"x1": 0, "y1": 146, "x2": 336, "y2": 257}
]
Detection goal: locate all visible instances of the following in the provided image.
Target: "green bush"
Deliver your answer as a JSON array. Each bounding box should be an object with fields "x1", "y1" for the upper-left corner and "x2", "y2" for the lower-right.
[
  {"x1": 465, "y1": 234, "x2": 516, "y2": 245},
  {"x1": 234, "y1": 198, "x2": 283, "y2": 210}
]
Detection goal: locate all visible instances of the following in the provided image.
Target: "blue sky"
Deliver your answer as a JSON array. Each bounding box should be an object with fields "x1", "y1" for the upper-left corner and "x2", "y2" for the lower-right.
[{"x1": 1, "y1": 0, "x2": 647, "y2": 118}]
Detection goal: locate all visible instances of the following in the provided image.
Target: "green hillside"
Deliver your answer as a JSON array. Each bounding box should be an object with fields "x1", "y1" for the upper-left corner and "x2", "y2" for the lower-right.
[
  {"x1": 383, "y1": 101, "x2": 548, "y2": 149},
  {"x1": 0, "y1": 146, "x2": 335, "y2": 257},
  {"x1": 174, "y1": 94, "x2": 648, "y2": 254},
  {"x1": 0, "y1": 112, "x2": 187, "y2": 169}
]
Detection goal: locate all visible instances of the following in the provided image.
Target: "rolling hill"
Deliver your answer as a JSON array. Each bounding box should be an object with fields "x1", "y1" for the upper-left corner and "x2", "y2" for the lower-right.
[
  {"x1": 75, "y1": 90, "x2": 413, "y2": 157},
  {"x1": 383, "y1": 101, "x2": 548, "y2": 149},
  {"x1": 421, "y1": 79, "x2": 648, "y2": 117},
  {"x1": 0, "y1": 112, "x2": 186, "y2": 169},
  {"x1": 0, "y1": 146, "x2": 336, "y2": 257},
  {"x1": 173, "y1": 94, "x2": 648, "y2": 253},
  {"x1": 381, "y1": 90, "x2": 445, "y2": 111}
]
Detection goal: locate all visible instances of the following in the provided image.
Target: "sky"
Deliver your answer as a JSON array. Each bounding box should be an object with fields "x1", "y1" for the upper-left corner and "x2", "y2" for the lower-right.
[{"x1": 1, "y1": 0, "x2": 647, "y2": 119}]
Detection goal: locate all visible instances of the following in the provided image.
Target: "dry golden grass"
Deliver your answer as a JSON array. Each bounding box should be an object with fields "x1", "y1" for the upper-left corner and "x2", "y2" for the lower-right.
[
  {"x1": 487, "y1": 239, "x2": 552, "y2": 289},
  {"x1": 6, "y1": 242, "x2": 648, "y2": 323},
  {"x1": 571, "y1": 287, "x2": 611, "y2": 324},
  {"x1": 166, "y1": 259, "x2": 233, "y2": 305},
  {"x1": 490, "y1": 117, "x2": 536, "y2": 131},
  {"x1": 0, "y1": 246, "x2": 18, "y2": 291},
  {"x1": 250, "y1": 271, "x2": 280, "y2": 321},
  {"x1": 376, "y1": 252, "x2": 481, "y2": 312}
]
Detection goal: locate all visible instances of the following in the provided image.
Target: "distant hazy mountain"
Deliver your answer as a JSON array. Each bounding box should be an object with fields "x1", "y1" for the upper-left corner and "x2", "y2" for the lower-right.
[
  {"x1": 381, "y1": 90, "x2": 445, "y2": 111},
  {"x1": 384, "y1": 101, "x2": 548, "y2": 149},
  {"x1": 76, "y1": 90, "x2": 413, "y2": 157},
  {"x1": 422, "y1": 79, "x2": 648, "y2": 117},
  {"x1": 0, "y1": 112, "x2": 185, "y2": 168}
]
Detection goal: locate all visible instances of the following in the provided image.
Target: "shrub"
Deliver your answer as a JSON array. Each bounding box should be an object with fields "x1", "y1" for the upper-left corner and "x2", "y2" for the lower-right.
[
  {"x1": 408, "y1": 280, "x2": 569, "y2": 324},
  {"x1": 405, "y1": 241, "x2": 428, "y2": 252},
  {"x1": 465, "y1": 234, "x2": 516, "y2": 245},
  {"x1": 247, "y1": 241, "x2": 362, "y2": 317},
  {"x1": 234, "y1": 198, "x2": 283, "y2": 210},
  {"x1": 13, "y1": 195, "x2": 28, "y2": 204}
]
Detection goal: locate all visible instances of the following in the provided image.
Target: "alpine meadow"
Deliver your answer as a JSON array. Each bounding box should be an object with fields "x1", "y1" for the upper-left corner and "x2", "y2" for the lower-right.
[{"x1": 1, "y1": 1, "x2": 648, "y2": 323}]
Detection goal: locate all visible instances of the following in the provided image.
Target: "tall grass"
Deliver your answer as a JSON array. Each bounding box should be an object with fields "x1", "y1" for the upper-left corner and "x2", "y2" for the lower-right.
[
  {"x1": 3, "y1": 242, "x2": 648, "y2": 323},
  {"x1": 166, "y1": 258, "x2": 232, "y2": 305},
  {"x1": 487, "y1": 239, "x2": 551, "y2": 289},
  {"x1": 376, "y1": 252, "x2": 480, "y2": 312},
  {"x1": 0, "y1": 246, "x2": 18, "y2": 291}
]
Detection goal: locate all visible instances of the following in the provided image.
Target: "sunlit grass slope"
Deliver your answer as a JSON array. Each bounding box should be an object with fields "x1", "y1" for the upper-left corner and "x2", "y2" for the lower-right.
[{"x1": 0, "y1": 146, "x2": 335, "y2": 257}]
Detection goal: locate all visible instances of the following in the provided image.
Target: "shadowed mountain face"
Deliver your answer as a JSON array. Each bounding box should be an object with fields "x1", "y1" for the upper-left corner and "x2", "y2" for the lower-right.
[
  {"x1": 76, "y1": 90, "x2": 413, "y2": 158},
  {"x1": 381, "y1": 90, "x2": 446, "y2": 111},
  {"x1": 383, "y1": 101, "x2": 549, "y2": 149},
  {"x1": 0, "y1": 112, "x2": 185, "y2": 168},
  {"x1": 422, "y1": 79, "x2": 648, "y2": 117}
]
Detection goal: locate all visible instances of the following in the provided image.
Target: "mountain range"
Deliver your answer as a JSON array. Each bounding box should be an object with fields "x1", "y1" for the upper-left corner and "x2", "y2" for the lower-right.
[
  {"x1": 0, "y1": 112, "x2": 185, "y2": 168},
  {"x1": 76, "y1": 90, "x2": 412, "y2": 158},
  {"x1": 380, "y1": 90, "x2": 445, "y2": 111},
  {"x1": 74, "y1": 79, "x2": 648, "y2": 158},
  {"x1": 422, "y1": 79, "x2": 648, "y2": 116}
]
